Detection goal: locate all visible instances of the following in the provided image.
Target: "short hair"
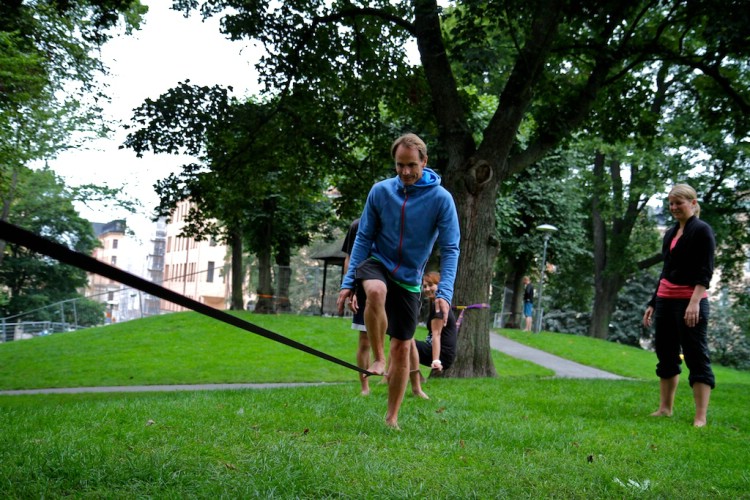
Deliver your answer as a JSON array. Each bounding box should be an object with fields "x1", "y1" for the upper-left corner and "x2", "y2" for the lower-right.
[
  {"x1": 391, "y1": 133, "x2": 427, "y2": 161},
  {"x1": 669, "y1": 183, "x2": 701, "y2": 217}
]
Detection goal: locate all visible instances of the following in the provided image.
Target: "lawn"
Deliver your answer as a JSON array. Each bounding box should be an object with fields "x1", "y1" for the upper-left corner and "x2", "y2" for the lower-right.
[{"x1": 1, "y1": 312, "x2": 748, "y2": 498}]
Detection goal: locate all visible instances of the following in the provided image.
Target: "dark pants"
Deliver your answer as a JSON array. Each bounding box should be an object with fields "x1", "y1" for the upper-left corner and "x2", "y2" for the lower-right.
[
  {"x1": 653, "y1": 297, "x2": 715, "y2": 389},
  {"x1": 355, "y1": 259, "x2": 421, "y2": 341}
]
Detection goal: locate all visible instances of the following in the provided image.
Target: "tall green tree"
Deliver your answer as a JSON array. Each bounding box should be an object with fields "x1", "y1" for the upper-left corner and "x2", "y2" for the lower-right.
[
  {"x1": 124, "y1": 83, "x2": 343, "y2": 312},
  {"x1": 175, "y1": 0, "x2": 750, "y2": 376},
  {"x1": 494, "y1": 155, "x2": 588, "y2": 328},
  {"x1": 1, "y1": 0, "x2": 146, "y2": 260},
  {"x1": 0, "y1": 167, "x2": 99, "y2": 317}
]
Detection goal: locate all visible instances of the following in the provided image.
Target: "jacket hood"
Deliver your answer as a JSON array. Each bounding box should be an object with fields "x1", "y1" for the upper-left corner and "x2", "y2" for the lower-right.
[{"x1": 396, "y1": 167, "x2": 441, "y2": 190}]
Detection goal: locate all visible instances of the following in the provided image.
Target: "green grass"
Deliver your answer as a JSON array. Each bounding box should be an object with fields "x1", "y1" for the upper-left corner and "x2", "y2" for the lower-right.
[
  {"x1": 500, "y1": 329, "x2": 747, "y2": 384},
  {"x1": 0, "y1": 312, "x2": 551, "y2": 389},
  {"x1": 1, "y1": 312, "x2": 748, "y2": 498}
]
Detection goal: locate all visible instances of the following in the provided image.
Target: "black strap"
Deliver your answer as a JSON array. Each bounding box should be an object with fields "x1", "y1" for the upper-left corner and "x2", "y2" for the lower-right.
[{"x1": 0, "y1": 220, "x2": 370, "y2": 376}]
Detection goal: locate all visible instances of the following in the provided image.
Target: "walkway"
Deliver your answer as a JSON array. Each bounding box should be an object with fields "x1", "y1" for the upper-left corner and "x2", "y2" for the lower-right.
[
  {"x1": 490, "y1": 332, "x2": 627, "y2": 380},
  {"x1": 0, "y1": 333, "x2": 626, "y2": 395}
]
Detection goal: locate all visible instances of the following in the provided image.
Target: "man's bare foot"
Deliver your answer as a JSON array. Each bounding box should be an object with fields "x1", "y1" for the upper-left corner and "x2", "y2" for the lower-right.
[
  {"x1": 650, "y1": 409, "x2": 672, "y2": 417},
  {"x1": 360, "y1": 387, "x2": 370, "y2": 396},
  {"x1": 368, "y1": 360, "x2": 386, "y2": 376},
  {"x1": 693, "y1": 419, "x2": 706, "y2": 427},
  {"x1": 412, "y1": 389, "x2": 429, "y2": 399},
  {"x1": 385, "y1": 419, "x2": 400, "y2": 430}
]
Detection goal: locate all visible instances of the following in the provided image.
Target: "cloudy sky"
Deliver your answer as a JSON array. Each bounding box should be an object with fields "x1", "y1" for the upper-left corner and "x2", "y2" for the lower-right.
[{"x1": 46, "y1": 0, "x2": 260, "y2": 245}]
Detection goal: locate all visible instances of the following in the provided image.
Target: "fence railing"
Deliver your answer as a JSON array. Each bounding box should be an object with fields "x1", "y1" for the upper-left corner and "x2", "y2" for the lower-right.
[{"x1": 1, "y1": 321, "x2": 79, "y2": 342}]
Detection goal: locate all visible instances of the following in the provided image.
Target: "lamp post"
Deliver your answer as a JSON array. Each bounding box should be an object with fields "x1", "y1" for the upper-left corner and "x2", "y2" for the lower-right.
[{"x1": 534, "y1": 224, "x2": 558, "y2": 333}]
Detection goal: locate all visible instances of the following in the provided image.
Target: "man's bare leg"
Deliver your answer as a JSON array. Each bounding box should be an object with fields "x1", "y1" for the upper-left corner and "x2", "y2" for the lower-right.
[
  {"x1": 650, "y1": 375, "x2": 679, "y2": 417},
  {"x1": 409, "y1": 340, "x2": 428, "y2": 399},
  {"x1": 385, "y1": 338, "x2": 411, "y2": 429},
  {"x1": 363, "y1": 279, "x2": 387, "y2": 375},
  {"x1": 357, "y1": 331, "x2": 371, "y2": 395},
  {"x1": 692, "y1": 382, "x2": 711, "y2": 427}
]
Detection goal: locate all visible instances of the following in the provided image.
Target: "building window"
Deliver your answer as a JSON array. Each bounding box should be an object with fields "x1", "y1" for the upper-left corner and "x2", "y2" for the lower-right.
[
  {"x1": 112, "y1": 239, "x2": 118, "y2": 249},
  {"x1": 111, "y1": 256, "x2": 117, "y2": 266},
  {"x1": 107, "y1": 292, "x2": 114, "y2": 301},
  {"x1": 207, "y1": 261, "x2": 215, "y2": 282}
]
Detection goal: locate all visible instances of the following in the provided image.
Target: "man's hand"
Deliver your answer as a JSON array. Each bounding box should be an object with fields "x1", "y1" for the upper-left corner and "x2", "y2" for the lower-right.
[
  {"x1": 435, "y1": 297, "x2": 449, "y2": 328},
  {"x1": 337, "y1": 289, "x2": 353, "y2": 315}
]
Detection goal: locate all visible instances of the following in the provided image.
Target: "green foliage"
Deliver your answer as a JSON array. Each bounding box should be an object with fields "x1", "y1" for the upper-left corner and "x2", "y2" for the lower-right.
[
  {"x1": 0, "y1": 167, "x2": 99, "y2": 317},
  {"x1": 0, "y1": 0, "x2": 147, "y2": 167}
]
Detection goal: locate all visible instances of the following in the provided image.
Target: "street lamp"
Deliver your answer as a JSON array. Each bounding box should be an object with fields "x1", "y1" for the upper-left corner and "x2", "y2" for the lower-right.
[{"x1": 534, "y1": 224, "x2": 558, "y2": 333}]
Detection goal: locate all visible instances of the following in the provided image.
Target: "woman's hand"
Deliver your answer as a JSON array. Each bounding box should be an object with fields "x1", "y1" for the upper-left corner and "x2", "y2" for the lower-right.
[{"x1": 642, "y1": 306, "x2": 654, "y2": 328}]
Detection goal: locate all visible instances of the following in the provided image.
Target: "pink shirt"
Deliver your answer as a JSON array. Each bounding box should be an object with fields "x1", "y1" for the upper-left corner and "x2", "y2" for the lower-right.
[{"x1": 656, "y1": 234, "x2": 708, "y2": 299}]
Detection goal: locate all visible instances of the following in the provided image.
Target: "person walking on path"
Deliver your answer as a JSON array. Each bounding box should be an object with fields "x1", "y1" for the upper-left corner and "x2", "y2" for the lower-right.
[
  {"x1": 642, "y1": 183, "x2": 716, "y2": 427},
  {"x1": 337, "y1": 133, "x2": 460, "y2": 429},
  {"x1": 338, "y1": 218, "x2": 372, "y2": 396},
  {"x1": 522, "y1": 276, "x2": 534, "y2": 331}
]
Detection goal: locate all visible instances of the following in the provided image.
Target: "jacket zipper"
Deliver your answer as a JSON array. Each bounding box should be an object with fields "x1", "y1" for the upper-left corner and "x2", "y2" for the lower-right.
[{"x1": 391, "y1": 188, "x2": 408, "y2": 274}]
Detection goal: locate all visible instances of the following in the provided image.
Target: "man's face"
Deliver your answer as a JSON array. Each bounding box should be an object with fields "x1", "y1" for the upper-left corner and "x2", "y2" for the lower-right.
[{"x1": 394, "y1": 144, "x2": 426, "y2": 186}]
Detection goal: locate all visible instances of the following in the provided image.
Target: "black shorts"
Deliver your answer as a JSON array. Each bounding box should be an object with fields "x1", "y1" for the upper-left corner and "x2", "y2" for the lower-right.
[
  {"x1": 351, "y1": 286, "x2": 366, "y2": 331},
  {"x1": 355, "y1": 258, "x2": 421, "y2": 341}
]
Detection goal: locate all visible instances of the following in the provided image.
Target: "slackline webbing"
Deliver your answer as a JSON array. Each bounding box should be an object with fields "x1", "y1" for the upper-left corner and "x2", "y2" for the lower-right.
[{"x1": 0, "y1": 220, "x2": 370, "y2": 376}]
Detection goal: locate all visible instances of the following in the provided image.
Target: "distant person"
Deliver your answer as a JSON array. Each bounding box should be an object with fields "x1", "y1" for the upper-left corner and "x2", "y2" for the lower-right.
[
  {"x1": 409, "y1": 271, "x2": 458, "y2": 399},
  {"x1": 338, "y1": 218, "x2": 372, "y2": 396},
  {"x1": 337, "y1": 133, "x2": 460, "y2": 429},
  {"x1": 522, "y1": 276, "x2": 534, "y2": 331},
  {"x1": 642, "y1": 184, "x2": 715, "y2": 427}
]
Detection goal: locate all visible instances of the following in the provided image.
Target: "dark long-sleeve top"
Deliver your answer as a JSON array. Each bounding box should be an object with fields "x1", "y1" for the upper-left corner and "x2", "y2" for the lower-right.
[{"x1": 648, "y1": 215, "x2": 715, "y2": 307}]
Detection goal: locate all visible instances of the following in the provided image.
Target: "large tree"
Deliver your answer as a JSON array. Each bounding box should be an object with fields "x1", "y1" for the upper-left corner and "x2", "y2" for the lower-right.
[
  {"x1": 0, "y1": 167, "x2": 100, "y2": 317},
  {"x1": 125, "y1": 84, "x2": 344, "y2": 312},
  {"x1": 1, "y1": 0, "x2": 146, "y2": 261},
  {"x1": 175, "y1": 0, "x2": 750, "y2": 376}
]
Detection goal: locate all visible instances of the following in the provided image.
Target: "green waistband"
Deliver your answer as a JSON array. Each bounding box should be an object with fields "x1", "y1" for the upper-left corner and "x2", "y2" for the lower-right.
[{"x1": 369, "y1": 257, "x2": 421, "y2": 293}]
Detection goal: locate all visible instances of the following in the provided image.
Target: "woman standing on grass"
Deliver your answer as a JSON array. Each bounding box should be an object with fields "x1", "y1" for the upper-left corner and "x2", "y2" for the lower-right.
[{"x1": 642, "y1": 184, "x2": 716, "y2": 427}]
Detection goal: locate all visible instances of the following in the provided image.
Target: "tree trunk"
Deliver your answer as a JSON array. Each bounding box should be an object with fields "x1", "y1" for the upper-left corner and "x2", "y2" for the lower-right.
[
  {"x1": 255, "y1": 246, "x2": 275, "y2": 314},
  {"x1": 229, "y1": 228, "x2": 244, "y2": 310},
  {"x1": 442, "y1": 184, "x2": 499, "y2": 378},
  {"x1": 275, "y1": 246, "x2": 292, "y2": 313},
  {"x1": 590, "y1": 276, "x2": 622, "y2": 340}
]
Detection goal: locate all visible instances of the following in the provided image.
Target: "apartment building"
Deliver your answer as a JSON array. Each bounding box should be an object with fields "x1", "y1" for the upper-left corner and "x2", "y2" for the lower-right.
[
  {"x1": 161, "y1": 200, "x2": 231, "y2": 312},
  {"x1": 87, "y1": 219, "x2": 128, "y2": 323}
]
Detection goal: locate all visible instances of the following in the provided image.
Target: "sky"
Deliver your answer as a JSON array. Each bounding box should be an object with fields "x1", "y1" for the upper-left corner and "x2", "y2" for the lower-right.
[{"x1": 46, "y1": 0, "x2": 260, "y2": 247}]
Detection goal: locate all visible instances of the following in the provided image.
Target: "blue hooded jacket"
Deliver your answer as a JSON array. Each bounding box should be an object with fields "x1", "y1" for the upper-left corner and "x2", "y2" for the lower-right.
[{"x1": 341, "y1": 167, "x2": 460, "y2": 304}]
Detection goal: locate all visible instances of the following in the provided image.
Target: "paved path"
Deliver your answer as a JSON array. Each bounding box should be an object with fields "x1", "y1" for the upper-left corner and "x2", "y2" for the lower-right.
[
  {"x1": 0, "y1": 382, "x2": 334, "y2": 396},
  {"x1": 0, "y1": 333, "x2": 625, "y2": 395},
  {"x1": 490, "y1": 332, "x2": 627, "y2": 380}
]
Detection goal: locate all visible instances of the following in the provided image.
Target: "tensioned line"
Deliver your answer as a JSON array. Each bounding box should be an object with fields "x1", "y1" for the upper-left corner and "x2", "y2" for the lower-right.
[{"x1": 0, "y1": 220, "x2": 371, "y2": 377}]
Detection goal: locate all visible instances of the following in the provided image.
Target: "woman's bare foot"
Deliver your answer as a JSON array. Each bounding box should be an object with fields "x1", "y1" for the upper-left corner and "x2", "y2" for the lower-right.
[
  {"x1": 693, "y1": 418, "x2": 706, "y2": 427},
  {"x1": 360, "y1": 387, "x2": 370, "y2": 396},
  {"x1": 650, "y1": 409, "x2": 672, "y2": 417}
]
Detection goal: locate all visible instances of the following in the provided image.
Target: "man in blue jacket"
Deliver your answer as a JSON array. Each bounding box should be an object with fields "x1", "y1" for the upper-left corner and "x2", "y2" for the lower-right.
[{"x1": 337, "y1": 133, "x2": 460, "y2": 429}]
